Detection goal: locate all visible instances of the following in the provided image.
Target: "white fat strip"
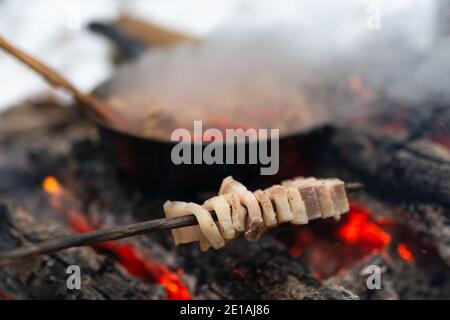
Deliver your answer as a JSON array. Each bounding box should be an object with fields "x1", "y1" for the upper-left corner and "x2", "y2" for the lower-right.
[
  {"x1": 265, "y1": 185, "x2": 294, "y2": 224},
  {"x1": 253, "y1": 189, "x2": 277, "y2": 228},
  {"x1": 282, "y1": 177, "x2": 322, "y2": 220},
  {"x1": 203, "y1": 195, "x2": 236, "y2": 240},
  {"x1": 220, "y1": 176, "x2": 264, "y2": 242},
  {"x1": 163, "y1": 201, "x2": 203, "y2": 245},
  {"x1": 325, "y1": 178, "x2": 350, "y2": 216},
  {"x1": 224, "y1": 192, "x2": 246, "y2": 233},
  {"x1": 185, "y1": 202, "x2": 225, "y2": 250},
  {"x1": 286, "y1": 187, "x2": 309, "y2": 224},
  {"x1": 314, "y1": 181, "x2": 336, "y2": 218}
]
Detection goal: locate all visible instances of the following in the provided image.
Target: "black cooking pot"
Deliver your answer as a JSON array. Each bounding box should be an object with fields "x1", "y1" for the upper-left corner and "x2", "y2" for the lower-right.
[
  {"x1": 88, "y1": 22, "x2": 327, "y2": 196},
  {"x1": 89, "y1": 111, "x2": 324, "y2": 196}
]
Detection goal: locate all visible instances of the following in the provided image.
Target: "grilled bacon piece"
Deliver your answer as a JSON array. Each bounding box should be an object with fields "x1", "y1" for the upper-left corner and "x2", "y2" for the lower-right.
[
  {"x1": 253, "y1": 189, "x2": 277, "y2": 228},
  {"x1": 224, "y1": 192, "x2": 246, "y2": 233},
  {"x1": 163, "y1": 201, "x2": 202, "y2": 245},
  {"x1": 219, "y1": 176, "x2": 264, "y2": 242},
  {"x1": 185, "y1": 202, "x2": 225, "y2": 250},
  {"x1": 315, "y1": 181, "x2": 336, "y2": 218},
  {"x1": 282, "y1": 177, "x2": 322, "y2": 220},
  {"x1": 325, "y1": 178, "x2": 349, "y2": 217},
  {"x1": 286, "y1": 187, "x2": 309, "y2": 225},
  {"x1": 163, "y1": 201, "x2": 225, "y2": 251},
  {"x1": 163, "y1": 176, "x2": 350, "y2": 252}
]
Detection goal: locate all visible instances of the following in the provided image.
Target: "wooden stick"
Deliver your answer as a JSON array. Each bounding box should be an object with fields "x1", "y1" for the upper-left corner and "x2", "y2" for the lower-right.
[
  {"x1": 0, "y1": 213, "x2": 201, "y2": 268},
  {"x1": 0, "y1": 35, "x2": 129, "y2": 131},
  {"x1": 0, "y1": 183, "x2": 363, "y2": 267}
]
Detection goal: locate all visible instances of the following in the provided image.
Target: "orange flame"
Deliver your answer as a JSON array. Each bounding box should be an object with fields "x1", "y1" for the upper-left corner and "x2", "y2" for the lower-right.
[
  {"x1": 42, "y1": 176, "x2": 190, "y2": 300},
  {"x1": 0, "y1": 291, "x2": 12, "y2": 300},
  {"x1": 397, "y1": 243, "x2": 414, "y2": 262}
]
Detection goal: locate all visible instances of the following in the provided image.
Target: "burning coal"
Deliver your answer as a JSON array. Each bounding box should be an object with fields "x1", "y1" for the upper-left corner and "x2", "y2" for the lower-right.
[
  {"x1": 397, "y1": 243, "x2": 414, "y2": 263},
  {"x1": 277, "y1": 202, "x2": 393, "y2": 279},
  {"x1": 276, "y1": 200, "x2": 426, "y2": 279},
  {"x1": 338, "y1": 203, "x2": 391, "y2": 250}
]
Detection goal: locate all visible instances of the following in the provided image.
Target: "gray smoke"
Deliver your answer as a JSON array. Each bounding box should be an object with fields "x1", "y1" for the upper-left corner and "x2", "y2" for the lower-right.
[{"x1": 98, "y1": 0, "x2": 449, "y2": 134}]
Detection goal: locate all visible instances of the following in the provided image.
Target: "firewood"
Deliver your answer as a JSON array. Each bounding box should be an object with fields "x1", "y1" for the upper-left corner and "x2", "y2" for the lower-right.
[{"x1": 331, "y1": 127, "x2": 450, "y2": 206}]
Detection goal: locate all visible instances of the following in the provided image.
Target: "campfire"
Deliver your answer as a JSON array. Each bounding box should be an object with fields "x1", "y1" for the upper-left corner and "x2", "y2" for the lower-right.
[{"x1": 1, "y1": 98, "x2": 448, "y2": 299}]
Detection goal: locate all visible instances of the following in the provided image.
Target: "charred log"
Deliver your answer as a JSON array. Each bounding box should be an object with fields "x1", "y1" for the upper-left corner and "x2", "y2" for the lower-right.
[
  {"x1": 329, "y1": 127, "x2": 450, "y2": 265},
  {"x1": 329, "y1": 254, "x2": 450, "y2": 300},
  {"x1": 176, "y1": 237, "x2": 358, "y2": 300},
  {"x1": 331, "y1": 127, "x2": 450, "y2": 206}
]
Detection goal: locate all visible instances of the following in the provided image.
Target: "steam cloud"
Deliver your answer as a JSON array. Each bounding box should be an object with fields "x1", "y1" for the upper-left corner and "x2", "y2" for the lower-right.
[{"x1": 98, "y1": 0, "x2": 448, "y2": 135}]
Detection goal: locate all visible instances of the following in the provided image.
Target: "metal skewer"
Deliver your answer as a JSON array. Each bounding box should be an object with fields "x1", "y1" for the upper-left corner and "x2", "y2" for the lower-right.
[{"x1": 0, "y1": 183, "x2": 363, "y2": 267}]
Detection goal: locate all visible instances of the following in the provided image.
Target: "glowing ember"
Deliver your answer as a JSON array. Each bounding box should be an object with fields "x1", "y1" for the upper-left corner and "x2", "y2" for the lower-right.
[
  {"x1": 42, "y1": 176, "x2": 190, "y2": 300},
  {"x1": 0, "y1": 291, "x2": 12, "y2": 300},
  {"x1": 397, "y1": 243, "x2": 414, "y2": 262},
  {"x1": 289, "y1": 245, "x2": 302, "y2": 257},
  {"x1": 338, "y1": 203, "x2": 391, "y2": 251},
  {"x1": 231, "y1": 267, "x2": 246, "y2": 279}
]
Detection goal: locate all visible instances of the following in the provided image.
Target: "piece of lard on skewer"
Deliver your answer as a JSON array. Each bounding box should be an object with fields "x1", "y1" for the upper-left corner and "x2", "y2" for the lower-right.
[
  {"x1": 164, "y1": 176, "x2": 351, "y2": 252},
  {"x1": 163, "y1": 201, "x2": 225, "y2": 251},
  {"x1": 282, "y1": 177, "x2": 322, "y2": 220},
  {"x1": 253, "y1": 189, "x2": 278, "y2": 228},
  {"x1": 219, "y1": 176, "x2": 264, "y2": 242},
  {"x1": 264, "y1": 185, "x2": 294, "y2": 224},
  {"x1": 323, "y1": 178, "x2": 349, "y2": 219}
]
